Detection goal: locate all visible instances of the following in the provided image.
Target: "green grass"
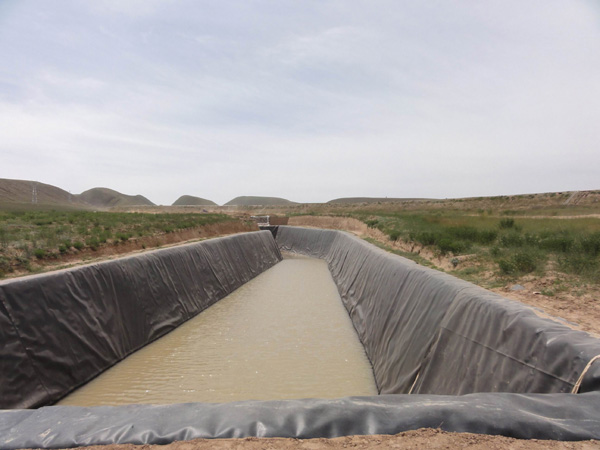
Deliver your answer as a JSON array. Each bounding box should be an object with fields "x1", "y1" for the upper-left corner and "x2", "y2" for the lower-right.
[
  {"x1": 362, "y1": 237, "x2": 439, "y2": 269},
  {"x1": 351, "y1": 209, "x2": 600, "y2": 284},
  {"x1": 0, "y1": 210, "x2": 235, "y2": 277}
]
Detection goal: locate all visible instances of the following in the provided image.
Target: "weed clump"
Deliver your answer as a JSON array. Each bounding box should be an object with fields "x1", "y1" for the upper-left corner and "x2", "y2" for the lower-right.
[
  {"x1": 388, "y1": 230, "x2": 401, "y2": 241},
  {"x1": 437, "y1": 238, "x2": 468, "y2": 255},
  {"x1": 365, "y1": 219, "x2": 379, "y2": 228},
  {"x1": 86, "y1": 237, "x2": 100, "y2": 251},
  {"x1": 498, "y1": 251, "x2": 541, "y2": 275},
  {"x1": 0, "y1": 256, "x2": 11, "y2": 276}
]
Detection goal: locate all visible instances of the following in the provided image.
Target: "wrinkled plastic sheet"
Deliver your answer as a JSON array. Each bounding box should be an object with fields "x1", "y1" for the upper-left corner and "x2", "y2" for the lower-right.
[
  {"x1": 2, "y1": 392, "x2": 600, "y2": 448},
  {"x1": 275, "y1": 226, "x2": 600, "y2": 395},
  {"x1": 2, "y1": 227, "x2": 600, "y2": 447},
  {"x1": 0, "y1": 231, "x2": 282, "y2": 410}
]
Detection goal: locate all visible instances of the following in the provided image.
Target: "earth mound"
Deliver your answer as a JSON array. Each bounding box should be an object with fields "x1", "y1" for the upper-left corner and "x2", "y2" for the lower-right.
[
  {"x1": 327, "y1": 197, "x2": 431, "y2": 204},
  {"x1": 172, "y1": 195, "x2": 217, "y2": 206},
  {"x1": 224, "y1": 196, "x2": 298, "y2": 206},
  {"x1": 78, "y1": 188, "x2": 155, "y2": 208}
]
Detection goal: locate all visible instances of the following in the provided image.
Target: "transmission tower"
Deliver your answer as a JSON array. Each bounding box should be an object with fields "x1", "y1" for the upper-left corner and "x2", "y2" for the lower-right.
[{"x1": 31, "y1": 183, "x2": 38, "y2": 204}]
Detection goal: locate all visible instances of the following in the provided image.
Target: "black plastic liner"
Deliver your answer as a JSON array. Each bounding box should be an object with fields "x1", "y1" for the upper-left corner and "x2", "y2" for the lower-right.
[
  {"x1": 275, "y1": 226, "x2": 600, "y2": 395},
  {"x1": 0, "y1": 231, "x2": 282, "y2": 410},
  {"x1": 2, "y1": 227, "x2": 600, "y2": 448},
  {"x1": 2, "y1": 393, "x2": 600, "y2": 448}
]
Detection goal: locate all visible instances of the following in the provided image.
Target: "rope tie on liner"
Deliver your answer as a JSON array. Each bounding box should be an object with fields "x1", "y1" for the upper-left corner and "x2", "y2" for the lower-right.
[{"x1": 572, "y1": 354, "x2": 600, "y2": 394}]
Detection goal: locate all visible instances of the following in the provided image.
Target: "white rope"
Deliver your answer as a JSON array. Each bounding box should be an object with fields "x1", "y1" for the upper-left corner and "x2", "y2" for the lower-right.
[
  {"x1": 408, "y1": 372, "x2": 420, "y2": 394},
  {"x1": 572, "y1": 354, "x2": 600, "y2": 394}
]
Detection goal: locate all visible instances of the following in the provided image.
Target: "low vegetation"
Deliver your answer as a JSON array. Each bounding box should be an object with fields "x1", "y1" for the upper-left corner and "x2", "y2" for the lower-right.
[
  {"x1": 355, "y1": 210, "x2": 600, "y2": 286},
  {"x1": 0, "y1": 210, "x2": 235, "y2": 278}
]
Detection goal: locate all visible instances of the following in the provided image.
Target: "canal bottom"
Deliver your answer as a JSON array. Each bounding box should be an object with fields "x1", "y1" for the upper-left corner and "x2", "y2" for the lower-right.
[{"x1": 58, "y1": 255, "x2": 377, "y2": 406}]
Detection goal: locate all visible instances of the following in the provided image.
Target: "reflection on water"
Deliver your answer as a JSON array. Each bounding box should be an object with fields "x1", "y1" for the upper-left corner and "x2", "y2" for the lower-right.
[{"x1": 58, "y1": 257, "x2": 377, "y2": 406}]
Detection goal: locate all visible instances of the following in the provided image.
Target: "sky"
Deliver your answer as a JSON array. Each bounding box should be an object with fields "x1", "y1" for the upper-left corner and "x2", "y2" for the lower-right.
[{"x1": 1, "y1": 1, "x2": 599, "y2": 205}]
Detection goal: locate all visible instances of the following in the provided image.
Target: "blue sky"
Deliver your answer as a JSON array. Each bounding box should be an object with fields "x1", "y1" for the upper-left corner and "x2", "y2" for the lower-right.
[{"x1": 1, "y1": 0, "x2": 599, "y2": 205}]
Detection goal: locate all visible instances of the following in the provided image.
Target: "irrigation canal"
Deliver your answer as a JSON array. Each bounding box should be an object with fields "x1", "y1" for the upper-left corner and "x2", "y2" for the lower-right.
[{"x1": 58, "y1": 255, "x2": 377, "y2": 406}]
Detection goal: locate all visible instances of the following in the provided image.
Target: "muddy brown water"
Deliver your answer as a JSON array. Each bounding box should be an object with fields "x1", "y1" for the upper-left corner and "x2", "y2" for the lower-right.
[{"x1": 58, "y1": 255, "x2": 377, "y2": 406}]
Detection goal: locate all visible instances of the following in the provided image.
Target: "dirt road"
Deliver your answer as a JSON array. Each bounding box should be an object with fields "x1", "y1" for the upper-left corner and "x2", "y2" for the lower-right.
[{"x1": 62, "y1": 428, "x2": 600, "y2": 449}]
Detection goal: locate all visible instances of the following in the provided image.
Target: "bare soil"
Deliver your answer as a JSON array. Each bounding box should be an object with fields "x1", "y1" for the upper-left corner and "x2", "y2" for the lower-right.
[{"x1": 57, "y1": 428, "x2": 600, "y2": 450}]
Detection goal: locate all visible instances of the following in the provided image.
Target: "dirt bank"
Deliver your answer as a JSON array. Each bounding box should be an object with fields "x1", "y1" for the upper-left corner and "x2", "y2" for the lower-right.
[
  {"x1": 56, "y1": 428, "x2": 600, "y2": 450},
  {"x1": 288, "y1": 216, "x2": 456, "y2": 270},
  {"x1": 4, "y1": 221, "x2": 257, "y2": 280},
  {"x1": 288, "y1": 216, "x2": 600, "y2": 335}
]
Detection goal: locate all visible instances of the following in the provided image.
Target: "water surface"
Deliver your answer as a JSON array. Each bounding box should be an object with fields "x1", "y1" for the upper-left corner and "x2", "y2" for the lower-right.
[{"x1": 59, "y1": 256, "x2": 377, "y2": 406}]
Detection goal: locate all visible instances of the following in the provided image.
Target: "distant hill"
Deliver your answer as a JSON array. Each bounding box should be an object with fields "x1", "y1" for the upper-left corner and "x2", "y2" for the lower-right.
[
  {"x1": 0, "y1": 178, "x2": 87, "y2": 209},
  {"x1": 224, "y1": 196, "x2": 298, "y2": 206},
  {"x1": 77, "y1": 188, "x2": 155, "y2": 208},
  {"x1": 172, "y1": 195, "x2": 217, "y2": 206},
  {"x1": 327, "y1": 197, "x2": 431, "y2": 204}
]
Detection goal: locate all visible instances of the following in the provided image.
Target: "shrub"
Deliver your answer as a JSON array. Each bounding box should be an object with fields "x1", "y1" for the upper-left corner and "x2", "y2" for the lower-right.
[
  {"x1": 33, "y1": 248, "x2": 46, "y2": 259},
  {"x1": 413, "y1": 231, "x2": 438, "y2": 246},
  {"x1": 388, "y1": 230, "x2": 401, "y2": 241},
  {"x1": 512, "y1": 252, "x2": 538, "y2": 273},
  {"x1": 477, "y1": 229, "x2": 498, "y2": 244},
  {"x1": 437, "y1": 238, "x2": 468, "y2": 255},
  {"x1": 524, "y1": 233, "x2": 540, "y2": 246},
  {"x1": 498, "y1": 258, "x2": 515, "y2": 274},
  {"x1": 500, "y1": 232, "x2": 524, "y2": 247},
  {"x1": 365, "y1": 219, "x2": 379, "y2": 228},
  {"x1": 116, "y1": 232, "x2": 131, "y2": 242},
  {"x1": 498, "y1": 251, "x2": 540, "y2": 275},
  {"x1": 540, "y1": 234, "x2": 574, "y2": 253},
  {"x1": 448, "y1": 227, "x2": 497, "y2": 245},
  {"x1": 73, "y1": 241, "x2": 84, "y2": 250},
  {"x1": 0, "y1": 226, "x2": 7, "y2": 248},
  {"x1": 499, "y1": 218, "x2": 515, "y2": 229},
  {"x1": 449, "y1": 226, "x2": 478, "y2": 241},
  {"x1": 0, "y1": 256, "x2": 11, "y2": 275},
  {"x1": 558, "y1": 253, "x2": 599, "y2": 279},
  {"x1": 86, "y1": 237, "x2": 100, "y2": 251},
  {"x1": 580, "y1": 233, "x2": 600, "y2": 257}
]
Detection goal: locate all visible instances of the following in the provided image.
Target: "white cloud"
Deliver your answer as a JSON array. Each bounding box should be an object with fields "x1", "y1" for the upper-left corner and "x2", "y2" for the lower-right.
[
  {"x1": 0, "y1": 0, "x2": 599, "y2": 204},
  {"x1": 88, "y1": 0, "x2": 175, "y2": 17}
]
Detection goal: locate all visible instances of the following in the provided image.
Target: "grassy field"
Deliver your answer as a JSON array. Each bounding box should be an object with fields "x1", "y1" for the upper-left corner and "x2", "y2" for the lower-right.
[
  {"x1": 0, "y1": 210, "x2": 236, "y2": 278},
  {"x1": 347, "y1": 209, "x2": 600, "y2": 290}
]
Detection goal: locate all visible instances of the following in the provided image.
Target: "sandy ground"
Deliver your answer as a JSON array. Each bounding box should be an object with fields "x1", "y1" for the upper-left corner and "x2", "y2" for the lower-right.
[
  {"x1": 288, "y1": 216, "x2": 600, "y2": 335},
  {"x1": 58, "y1": 429, "x2": 600, "y2": 449}
]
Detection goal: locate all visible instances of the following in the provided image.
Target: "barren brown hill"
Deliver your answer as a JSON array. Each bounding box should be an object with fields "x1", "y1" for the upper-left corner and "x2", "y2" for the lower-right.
[
  {"x1": 327, "y1": 197, "x2": 432, "y2": 204},
  {"x1": 78, "y1": 188, "x2": 155, "y2": 208},
  {"x1": 172, "y1": 195, "x2": 217, "y2": 206},
  {"x1": 224, "y1": 196, "x2": 298, "y2": 206},
  {"x1": 0, "y1": 178, "x2": 88, "y2": 209}
]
